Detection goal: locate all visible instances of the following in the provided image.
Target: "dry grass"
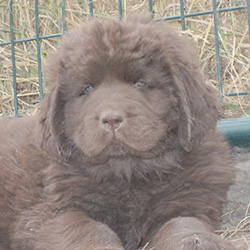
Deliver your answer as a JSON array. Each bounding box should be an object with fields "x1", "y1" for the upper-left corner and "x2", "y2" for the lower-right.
[
  {"x1": 220, "y1": 204, "x2": 250, "y2": 249},
  {"x1": 0, "y1": 0, "x2": 250, "y2": 248}
]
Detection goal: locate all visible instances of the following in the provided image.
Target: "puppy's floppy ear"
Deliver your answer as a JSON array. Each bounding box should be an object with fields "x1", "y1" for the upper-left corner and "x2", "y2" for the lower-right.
[
  {"x1": 38, "y1": 51, "x2": 75, "y2": 161},
  {"x1": 147, "y1": 19, "x2": 221, "y2": 152},
  {"x1": 169, "y1": 42, "x2": 221, "y2": 152},
  {"x1": 172, "y1": 62, "x2": 221, "y2": 152}
]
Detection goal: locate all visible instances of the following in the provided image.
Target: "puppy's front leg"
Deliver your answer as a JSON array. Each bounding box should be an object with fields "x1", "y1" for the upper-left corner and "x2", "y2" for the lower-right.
[
  {"x1": 149, "y1": 217, "x2": 237, "y2": 250},
  {"x1": 12, "y1": 210, "x2": 124, "y2": 250}
]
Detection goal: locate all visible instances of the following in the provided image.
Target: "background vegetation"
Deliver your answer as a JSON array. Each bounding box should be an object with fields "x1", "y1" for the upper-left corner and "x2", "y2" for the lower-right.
[{"x1": 0, "y1": 0, "x2": 250, "y2": 117}]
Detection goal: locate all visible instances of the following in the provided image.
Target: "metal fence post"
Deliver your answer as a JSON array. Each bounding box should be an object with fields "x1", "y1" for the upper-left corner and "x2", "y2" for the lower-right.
[
  {"x1": 35, "y1": 0, "x2": 43, "y2": 99},
  {"x1": 212, "y1": 0, "x2": 223, "y2": 94},
  {"x1": 9, "y1": 0, "x2": 18, "y2": 116}
]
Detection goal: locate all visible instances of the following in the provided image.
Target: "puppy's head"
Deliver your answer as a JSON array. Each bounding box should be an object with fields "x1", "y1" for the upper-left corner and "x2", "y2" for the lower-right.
[{"x1": 39, "y1": 16, "x2": 221, "y2": 163}]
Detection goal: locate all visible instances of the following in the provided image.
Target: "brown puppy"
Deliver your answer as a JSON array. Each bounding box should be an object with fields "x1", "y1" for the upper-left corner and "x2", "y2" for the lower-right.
[{"x1": 0, "y1": 16, "x2": 236, "y2": 250}]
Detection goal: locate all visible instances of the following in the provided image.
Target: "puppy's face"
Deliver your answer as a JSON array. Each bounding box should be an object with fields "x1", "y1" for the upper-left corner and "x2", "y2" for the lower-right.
[
  {"x1": 43, "y1": 17, "x2": 220, "y2": 163},
  {"x1": 47, "y1": 19, "x2": 180, "y2": 162},
  {"x1": 64, "y1": 78, "x2": 178, "y2": 160}
]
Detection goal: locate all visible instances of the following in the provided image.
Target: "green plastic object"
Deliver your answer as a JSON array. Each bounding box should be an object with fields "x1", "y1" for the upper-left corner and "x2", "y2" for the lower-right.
[{"x1": 217, "y1": 118, "x2": 250, "y2": 148}]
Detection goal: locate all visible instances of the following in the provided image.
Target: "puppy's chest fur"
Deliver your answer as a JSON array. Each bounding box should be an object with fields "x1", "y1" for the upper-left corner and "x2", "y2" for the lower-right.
[{"x1": 44, "y1": 163, "x2": 178, "y2": 248}]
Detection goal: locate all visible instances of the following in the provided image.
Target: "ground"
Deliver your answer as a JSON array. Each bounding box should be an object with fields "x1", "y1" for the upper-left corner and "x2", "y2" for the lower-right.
[{"x1": 222, "y1": 147, "x2": 250, "y2": 249}]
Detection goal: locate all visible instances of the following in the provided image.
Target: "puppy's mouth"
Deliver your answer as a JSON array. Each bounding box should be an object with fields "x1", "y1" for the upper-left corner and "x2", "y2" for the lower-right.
[
  {"x1": 84, "y1": 136, "x2": 169, "y2": 166},
  {"x1": 101, "y1": 139, "x2": 132, "y2": 157},
  {"x1": 100, "y1": 133, "x2": 157, "y2": 158}
]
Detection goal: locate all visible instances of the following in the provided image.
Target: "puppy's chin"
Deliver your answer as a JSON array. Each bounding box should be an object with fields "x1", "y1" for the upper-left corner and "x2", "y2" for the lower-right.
[
  {"x1": 100, "y1": 140, "x2": 132, "y2": 157},
  {"x1": 84, "y1": 138, "x2": 168, "y2": 165}
]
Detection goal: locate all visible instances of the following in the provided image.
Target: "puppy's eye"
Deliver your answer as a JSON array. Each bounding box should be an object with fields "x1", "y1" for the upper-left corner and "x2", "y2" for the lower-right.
[
  {"x1": 79, "y1": 85, "x2": 94, "y2": 96},
  {"x1": 135, "y1": 80, "x2": 147, "y2": 88}
]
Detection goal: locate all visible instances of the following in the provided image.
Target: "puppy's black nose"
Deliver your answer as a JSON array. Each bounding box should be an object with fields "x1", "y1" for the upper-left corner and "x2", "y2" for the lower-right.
[{"x1": 101, "y1": 112, "x2": 124, "y2": 131}]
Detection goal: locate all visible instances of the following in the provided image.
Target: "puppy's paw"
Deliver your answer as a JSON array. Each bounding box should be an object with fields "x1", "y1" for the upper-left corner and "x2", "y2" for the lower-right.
[{"x1": 170, "y1": 232, "x2": 236, "y2": 250}]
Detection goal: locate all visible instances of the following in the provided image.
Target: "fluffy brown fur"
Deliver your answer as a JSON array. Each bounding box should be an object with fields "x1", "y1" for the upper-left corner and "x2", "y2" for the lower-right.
[{"x1": 0, "y1": 16, "x2": 237, "y2": 250}]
